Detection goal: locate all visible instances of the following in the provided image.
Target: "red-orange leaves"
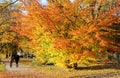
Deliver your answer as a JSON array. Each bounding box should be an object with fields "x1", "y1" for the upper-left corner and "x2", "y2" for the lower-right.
[{"x1": 53, "y1": 38, "x2": 81, "y2": 50}]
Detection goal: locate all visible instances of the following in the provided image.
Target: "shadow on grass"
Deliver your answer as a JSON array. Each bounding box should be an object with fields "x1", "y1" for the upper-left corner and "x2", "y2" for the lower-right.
[
  {"x1": 69, "y1": 63, "x2": 120, "y2": 78},
  {"x1": 75, "y1": 63, "x2": 120, "y2": 70}
]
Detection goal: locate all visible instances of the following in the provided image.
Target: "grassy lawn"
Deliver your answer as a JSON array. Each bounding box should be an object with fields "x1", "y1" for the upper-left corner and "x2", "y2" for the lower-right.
[
  {"x1": 0, "y1": 53, "x2": 6, "y2": 71},
  {"x1": 1, "y1": 57, "x2": 119, "y2": 78},
  {"x1": 32, "y1": 64, "x2": 120, "y2": 78},
  {"x1": 0, "y1": 63, "x2": 5, "y2": 71},
  {"x1": 18, "y1": 58, "x2": 120, "y2": 78}
]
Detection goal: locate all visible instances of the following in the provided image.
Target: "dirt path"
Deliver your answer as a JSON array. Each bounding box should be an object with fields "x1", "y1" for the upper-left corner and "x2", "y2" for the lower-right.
[{"x1": 0, "y1": 62, "x2": 52, "y2": 78}]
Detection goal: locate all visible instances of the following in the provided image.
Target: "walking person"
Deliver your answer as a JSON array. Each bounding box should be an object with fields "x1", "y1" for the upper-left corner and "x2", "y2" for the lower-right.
[
  {"x1": 10, "y1": 54, "x2": 20, "y2": 67},
  {"x1": 15, "y1": 54, "x2": 20, "y2": 67},
  {"x1": 10, "y1": 44, "x2": 20, "y2": 68}
]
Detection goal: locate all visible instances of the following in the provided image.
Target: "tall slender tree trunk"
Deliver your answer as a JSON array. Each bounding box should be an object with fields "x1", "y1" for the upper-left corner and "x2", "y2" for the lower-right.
[{"x1": 116, "y1": 52, "x2": 120, "y2": 63}]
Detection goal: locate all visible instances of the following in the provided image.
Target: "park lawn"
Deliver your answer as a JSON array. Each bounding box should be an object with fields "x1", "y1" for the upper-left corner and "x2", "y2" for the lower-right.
[
  {"x1": 32, "y1": 64, "x2": 120, "y2": 78},
  {"x1": 0, "y1": 63, "x2": 5, "y2": 71}
]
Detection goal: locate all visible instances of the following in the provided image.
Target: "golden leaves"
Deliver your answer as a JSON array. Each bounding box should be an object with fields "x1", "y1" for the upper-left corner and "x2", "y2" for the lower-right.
[{"x1": 10, "y1": 0, "x2": 120, "y2": 66}]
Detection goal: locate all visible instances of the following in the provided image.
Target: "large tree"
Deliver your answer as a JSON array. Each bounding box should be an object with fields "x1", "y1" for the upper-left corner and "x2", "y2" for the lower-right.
[{"x1": 13, "y1": 0, "x2": 120, "y2": 67}]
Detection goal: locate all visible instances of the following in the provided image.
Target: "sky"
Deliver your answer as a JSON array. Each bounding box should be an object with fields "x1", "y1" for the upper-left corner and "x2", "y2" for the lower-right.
[{"x1": 40, "y1": 0, "x2": 48, "y2": 5}]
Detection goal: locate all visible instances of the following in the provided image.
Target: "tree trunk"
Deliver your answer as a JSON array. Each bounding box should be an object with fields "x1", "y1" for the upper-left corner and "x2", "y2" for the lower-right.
[{"x1": 116, "y1": 52, "x2": 120, "y2": 63}]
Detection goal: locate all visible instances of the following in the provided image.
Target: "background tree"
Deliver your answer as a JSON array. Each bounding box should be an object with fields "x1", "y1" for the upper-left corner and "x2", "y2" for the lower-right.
[{"x1": 0, "y1": 0, "x2": 22, "y2": 58}]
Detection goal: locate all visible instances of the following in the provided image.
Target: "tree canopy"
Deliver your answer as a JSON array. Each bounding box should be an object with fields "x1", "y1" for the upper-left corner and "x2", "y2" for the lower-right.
[{"x1": 1, "y1": 0, "x2": 120, "y2": 67}]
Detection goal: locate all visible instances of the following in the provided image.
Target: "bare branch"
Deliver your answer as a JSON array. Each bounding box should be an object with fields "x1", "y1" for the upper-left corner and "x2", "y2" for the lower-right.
[{"x1": 0, "y1": 0, "x2": 18, "y2": 12}]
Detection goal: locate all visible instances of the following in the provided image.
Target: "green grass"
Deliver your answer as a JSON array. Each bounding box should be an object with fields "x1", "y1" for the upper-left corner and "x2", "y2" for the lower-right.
[{"x1": 0, "y1": 63, "x2": 5, "y2": 71}]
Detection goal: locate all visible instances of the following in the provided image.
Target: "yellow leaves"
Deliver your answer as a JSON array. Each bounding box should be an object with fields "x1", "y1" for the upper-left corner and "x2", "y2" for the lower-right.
[
  {"x1": 78, "y1": 50, "x2": 97, "y2": 66},
  {"x1": 11, "y1": 0, "x2": 120, "y2": 67},
  {"x1": 82, "y1": 0, "x2": 96, "y2": 4},
  {"x1": 0, "y1": 32, "x2": 16, "y2": 43},
  {"x1": 78, "y1": 56, "x2": 96, "y2": 66},
  {"x1": 54, "y1": 58, "x2": 66, "y2": 67}
]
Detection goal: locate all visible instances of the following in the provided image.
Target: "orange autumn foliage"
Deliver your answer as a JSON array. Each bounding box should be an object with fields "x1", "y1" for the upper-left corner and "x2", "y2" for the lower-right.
[{"x1": 11, "y1": 0, "x2": 120, "y2": 66}]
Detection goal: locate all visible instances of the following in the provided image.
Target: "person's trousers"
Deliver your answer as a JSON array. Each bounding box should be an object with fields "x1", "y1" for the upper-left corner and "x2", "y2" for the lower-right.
[{"x1": 10, "y1": 58, "x2": 19, "y2": 67}]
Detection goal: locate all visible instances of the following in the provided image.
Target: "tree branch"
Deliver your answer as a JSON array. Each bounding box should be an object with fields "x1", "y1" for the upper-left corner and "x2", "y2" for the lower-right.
[{"x1": 0, "y1": 0, "x2": 18, "y2": 12}]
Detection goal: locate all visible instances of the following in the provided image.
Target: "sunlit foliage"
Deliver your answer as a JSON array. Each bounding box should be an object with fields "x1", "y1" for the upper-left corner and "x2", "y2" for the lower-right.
[{"x1": 13, "y1": 0, "x2": 120, "y2": 67}]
